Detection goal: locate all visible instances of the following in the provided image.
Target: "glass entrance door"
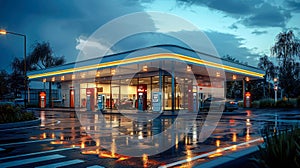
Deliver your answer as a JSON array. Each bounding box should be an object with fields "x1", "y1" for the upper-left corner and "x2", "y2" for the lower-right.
[{"x1": 111, "y1": 86, "x2": 120, "y2": 109}]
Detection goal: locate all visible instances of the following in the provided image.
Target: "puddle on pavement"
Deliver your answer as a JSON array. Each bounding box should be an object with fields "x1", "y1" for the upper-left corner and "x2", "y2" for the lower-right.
[{"x1": 32, "y1": 110, "x2": 300, "y2": 167}]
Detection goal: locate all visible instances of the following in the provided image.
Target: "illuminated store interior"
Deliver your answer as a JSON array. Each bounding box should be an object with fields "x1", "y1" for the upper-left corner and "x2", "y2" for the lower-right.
[{"x1": 28, "y1": 45, "x2": 264, "y2": 112}]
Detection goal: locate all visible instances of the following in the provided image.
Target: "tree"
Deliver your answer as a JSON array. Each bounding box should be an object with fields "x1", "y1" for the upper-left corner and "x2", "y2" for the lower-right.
[
  {"x1": 271, "y1": 30, "x2": 300, "y2": 99},
  {"x1": 9, "y1": 58, "x2": 26, "y2": 99},
  {"x1": 226, "y1": 80, "x2": 243, "y2": 100},
  {"x1": 28, "y1": 42, "x2": 66, "y2": 107},
  {"x1": 257, "y1": 55, "x2": 276, "y2": 98},
  {"x1": 0, "y1": 70, "x2": 10, "y2": 100},
  {"x1": 11, "y1": 42, "x2": 66, "y2": 106},
  {"x1": 28, "y1": 42, "x2": 65, "y2": 70}
]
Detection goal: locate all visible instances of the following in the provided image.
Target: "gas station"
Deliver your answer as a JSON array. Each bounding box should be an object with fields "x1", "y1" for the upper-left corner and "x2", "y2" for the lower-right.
[{"x1": 28, "y1": 45, "x2": 264, "y2": 112}]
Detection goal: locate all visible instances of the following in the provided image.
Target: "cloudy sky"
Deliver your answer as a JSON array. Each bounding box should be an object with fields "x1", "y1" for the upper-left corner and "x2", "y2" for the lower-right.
[{"x1": 0, "y1": 0, "x2": 300, "y2": 71}]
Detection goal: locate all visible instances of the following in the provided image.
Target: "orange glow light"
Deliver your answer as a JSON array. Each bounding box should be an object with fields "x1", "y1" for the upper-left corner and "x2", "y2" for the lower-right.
[
  {"x1": 96, "y1": 71, "x2": 100, "y2": 77},
  {"x1": 187, "y1": 65, "x2": 192, "y2": 72},
  {"x1": 233, "y1": 133, "x2": 237, "y2": 142},
  {"x1": 246, "y1": 128, "x2": 251, "y2": 141},
  {"x1": 81, "y1": 142, "x2": 85, "y2": 148},
  {"x1": 216, "y1": 139, "x2": 220, "y2": 147},
  {"x1": 229, "y1": 119, "x2": 235, "y2": 126},
  {"x1": 143, "y1": 154, "x2": 148, "y2": 168},
  {"x1": 232, "y1": 145, "x2": 237, "y2": 151},
  {"x1": 117, "y1": 156, "x2": 130, "y2": 161},
  {"x1": 0, "y1": 30, "x2": 7, "y2": 35},
  {"x1": 142, "y1": 65, "x2": 148, "y2": 72},
  {"x1": 209, "y1": 149, "x2": 222, "y2": 158},
  {"x1": 111, "y1": 69, "x2": 116, "y2": 75}
]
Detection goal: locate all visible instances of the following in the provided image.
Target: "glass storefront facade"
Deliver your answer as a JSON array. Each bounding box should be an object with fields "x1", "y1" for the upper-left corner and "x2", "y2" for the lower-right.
[
  {"x1": 64, "y1": 60, "x2": 226, "y2": 112},
  {"x1": 28, "y1": 45, "x2": 264, "y2": 111}
]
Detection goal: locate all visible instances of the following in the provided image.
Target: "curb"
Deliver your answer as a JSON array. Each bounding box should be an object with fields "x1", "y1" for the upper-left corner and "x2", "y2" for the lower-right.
[
  {"x1": 0, "y1": 118, "x2": 41, "y2": 130},
  {"x1": 194, "y1": 146, "x2": 259, "y2": 168}
]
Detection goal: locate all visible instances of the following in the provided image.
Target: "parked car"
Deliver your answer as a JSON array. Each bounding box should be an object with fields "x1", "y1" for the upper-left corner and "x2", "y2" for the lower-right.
[
  {"x1": 117, "y1": 99, "x2": 134, "y2": 109},
  {"x1": 200, "y1": 97, "x2": 238, "y2": 112},
  {"x1": 224, "y1": 99, "x2": 239, "y2": 112}
]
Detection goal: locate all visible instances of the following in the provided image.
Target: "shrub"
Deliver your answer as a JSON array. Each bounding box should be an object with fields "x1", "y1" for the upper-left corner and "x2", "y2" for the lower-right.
[
  {"x1": 259, "y1": 99, "x2": 275, "y2": 108},
  {"x1": 0, "y1": 104, "x2": 36, "y2": 124},
  {"x1": 238, "y1": 101, "x2": 244, "y2": 107},
  {"x1": 251, "y1": 101, "x2": 260, "y2": 108},
  {"x1": 251, "y1": 128, "x2": 300, "y2": 168},
  {"x1": 276, "y1": 100, "x2": 295, "y2": 108},
  {"x1": 27, "y1": 103, "x2": 39, "y2": 108}
]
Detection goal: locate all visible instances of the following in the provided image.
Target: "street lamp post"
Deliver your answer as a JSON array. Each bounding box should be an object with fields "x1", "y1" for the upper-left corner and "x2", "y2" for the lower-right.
[
  {"x1": 274, "y1": 78, "x2": 278, "y2": 103},
  {"x1": 0, "y1": 29, "x2": 27, "y2": 108}
]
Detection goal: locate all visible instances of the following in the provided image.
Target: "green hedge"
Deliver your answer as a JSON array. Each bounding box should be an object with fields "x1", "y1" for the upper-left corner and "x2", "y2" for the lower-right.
[
  {"x1": 251, "y1": 98, "x2": 298, "y2": 108},
  {"x1": 0, "y1": 104, "x2": 36, "y2": 124},
  {"x1": 259, "y1": 99, "x2": 275, "y2": 108},
  {"x1": 276, "y1": 100, "x2": 295, "y2": 108}
]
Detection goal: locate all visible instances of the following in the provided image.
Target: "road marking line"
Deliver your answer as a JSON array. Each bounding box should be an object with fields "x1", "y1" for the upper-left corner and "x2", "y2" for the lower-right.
[
  {"x1": 0, "y1": 147, "x2": 5, "y2": 152},
  {"x1": 87, "y1": 165, "x2": 106, "y2": 168},
  {"x1": 0, "y1": 154, "x2": 65, "y2": 168},
  {"x1": 158, "y1": 137, "x2": 263, "y2": 168},
  {"x1": 0, "y1": 125, "x2": 40, "y2": 132},
  {"x1": 0, "y1": 147, "x2": 79, "y2": 161},
  {"x1": 0, "y1": 139, "x2": 54, "y2": 147},
  {"x1": 35, "y1": 159, "x2": 84, "y2": 168}
]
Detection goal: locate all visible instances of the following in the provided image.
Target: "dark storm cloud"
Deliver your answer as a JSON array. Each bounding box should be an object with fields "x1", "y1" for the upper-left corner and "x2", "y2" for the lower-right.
[
  {"x1": 176, "y1": 0, "x2": 292, "y2": 28},
  {"x1": 241, "y1": 3, "x2": 291, "y2": 27},
  {"x1": 204, "y1": 31, "x2": 261, "y2": 65},
  {"x1": 0, "y1": 0, "x2": 150, "y2": 71},
  {"x1": 285, "y1": 0, "x2": 300, "y2": 12},
  {"x1": 251, "y1": 30, "x2": 268, "y2": 35},
  {"x1": 176, "y1": 0, "x2": 262, "y2": 16}
]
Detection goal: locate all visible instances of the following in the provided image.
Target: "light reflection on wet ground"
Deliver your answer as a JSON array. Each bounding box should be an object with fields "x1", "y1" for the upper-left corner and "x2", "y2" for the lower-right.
[{"x1": 0, "y1": 108, "x2": 299, "y2": 167}]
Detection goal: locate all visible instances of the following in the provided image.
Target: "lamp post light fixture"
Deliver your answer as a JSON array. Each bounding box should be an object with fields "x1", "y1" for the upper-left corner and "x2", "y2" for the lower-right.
[
  {"x1": 0, "y1": 29, "x2": 27, "y2": 108},
  {"x1": 274, "y1": 77, "x2": 278, "y2": 103}
]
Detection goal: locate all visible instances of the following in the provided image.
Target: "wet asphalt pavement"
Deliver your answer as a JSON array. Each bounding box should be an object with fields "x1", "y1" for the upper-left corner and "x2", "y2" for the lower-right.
[{"x1": 0, "y1": 108, "x2": 299, "y2": 168}]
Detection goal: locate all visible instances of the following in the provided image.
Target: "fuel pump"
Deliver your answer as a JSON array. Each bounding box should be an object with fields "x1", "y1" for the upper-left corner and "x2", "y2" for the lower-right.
[
  {"x1": 86, "y1": 94, "x2": 91, "y2": 111},
  {"x1": 39, "y1": 91, "x2": 46, "y2": 108},
  {"x1": 97, "y1": 94, "x2": 105, "y2": 111},
  {"x1": 244, "y1": 92, "x2": 251, "y2": 108},
  {"x1": 152, "y1": 92, "x2": 162, "y2": 113},
  {"x1": 198, "y1": 92, "x2": 204, "y2": 110},
  {"x1": 193, "y1": 92, "x2": 198, "y2": 112},
  {"x1": 86, "y1": 88, "x2": 95, "y2": 111},
  {"x1": 137, "y1": 84, "x2": 147, "y2": 111}
]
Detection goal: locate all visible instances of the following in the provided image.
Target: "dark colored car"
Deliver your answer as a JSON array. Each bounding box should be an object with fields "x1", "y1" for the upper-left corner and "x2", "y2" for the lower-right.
[
  {"x1": 200, "y1": 97, "x2": 238, "y2": 112},
  {"x1": 117, "y1": 99, "x2": 134, "y2": 109}
]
